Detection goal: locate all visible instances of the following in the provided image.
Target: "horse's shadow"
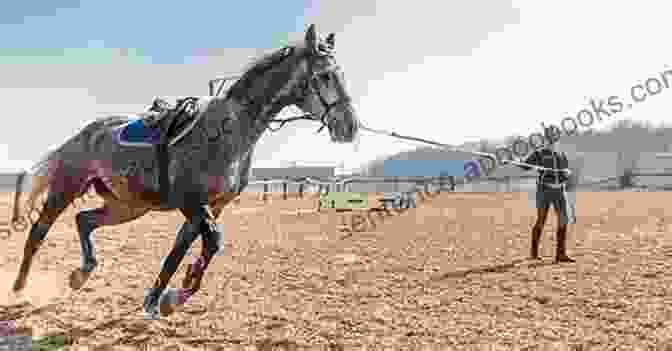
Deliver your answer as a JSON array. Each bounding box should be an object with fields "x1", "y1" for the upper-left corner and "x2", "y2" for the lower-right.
[{"x1": 434, "y1": 258, "x2": 559, "y2": 280}]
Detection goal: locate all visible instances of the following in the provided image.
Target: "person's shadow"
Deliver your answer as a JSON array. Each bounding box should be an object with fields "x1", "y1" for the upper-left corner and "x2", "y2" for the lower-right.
[{"x1": 432, "y1": 257, "x2": 560, "y2": 280}]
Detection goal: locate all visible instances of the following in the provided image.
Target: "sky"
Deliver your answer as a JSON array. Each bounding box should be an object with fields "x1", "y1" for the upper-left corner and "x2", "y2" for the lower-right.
[{"x1": 2, "y1": 0, "x2": 672, "y2": 173}]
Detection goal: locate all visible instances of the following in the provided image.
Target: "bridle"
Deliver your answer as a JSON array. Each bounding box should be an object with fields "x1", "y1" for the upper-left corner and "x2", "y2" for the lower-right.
[{"x1": 266, "y1": 47, "x2": 352, "y2": 133}]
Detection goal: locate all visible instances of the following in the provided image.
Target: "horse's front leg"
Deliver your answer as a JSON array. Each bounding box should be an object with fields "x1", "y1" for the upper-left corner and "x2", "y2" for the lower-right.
[
  {"x1": 175, "y1": 221, "x2": 199, "y2": 289},
  {"x1": 178, "y1": 200, "x2": 225, "y2": 290},
  {"x1": 142, "y1": 207, "x2": 204, "y2": 318},
  {"x1": 184, "y1": 219, "x2": 223, "y2": 294}
]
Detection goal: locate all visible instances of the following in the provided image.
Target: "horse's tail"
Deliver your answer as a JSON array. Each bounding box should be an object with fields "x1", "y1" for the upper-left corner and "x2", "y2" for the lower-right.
[
  {"x1": 9, "y1": 120, "x2": 97, "y2": 233},
  {"x1": 10, "y1": 144, "x2": 66, "y2": 232}
]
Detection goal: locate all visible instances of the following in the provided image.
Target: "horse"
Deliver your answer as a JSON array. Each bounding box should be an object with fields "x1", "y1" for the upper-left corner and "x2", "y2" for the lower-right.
[{"x1": 8, "y1": 24, "x2": 360, "y2": 318}]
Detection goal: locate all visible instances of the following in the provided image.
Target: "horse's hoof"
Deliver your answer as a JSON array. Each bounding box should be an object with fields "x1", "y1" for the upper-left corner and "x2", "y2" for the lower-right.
[
  {"x1": 68, "y1": 270, "x2": 92, "y2": 290},
  {"x1": 193, "y1": 256, "x2": 206, "y2": 273},
  {"x1": 158, "y1": 289, "x2": 177, "y2": 317},
  {"x1": 143, "y1": 289, "x2": 161, "y2": 320},
  {"x1": 143, "y1": 308, "x2": 160, "y2": 320},
  {"x1": 156, "y1": 288, "x2": 192, "y2": 317},
  {"x1": 175, "y1": 288, "x2": 193, "y2": 305},
  {"x1": 11, "y1": 277, "x2": 26, "y2": 293}
]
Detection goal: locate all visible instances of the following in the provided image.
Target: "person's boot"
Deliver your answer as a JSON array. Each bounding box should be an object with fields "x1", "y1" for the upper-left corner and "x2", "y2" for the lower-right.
[
  {"x1": 530, "y1": 224, "x2": 542, "y2": 260},
  {"x1": 555, "y1": 226, "x2": 575, "y2": 263}
]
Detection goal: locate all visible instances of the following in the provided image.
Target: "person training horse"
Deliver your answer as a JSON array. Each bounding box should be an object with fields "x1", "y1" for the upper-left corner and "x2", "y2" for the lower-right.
[{"x1": 510, "y1": 127, "x2": 576, "y2": 263}]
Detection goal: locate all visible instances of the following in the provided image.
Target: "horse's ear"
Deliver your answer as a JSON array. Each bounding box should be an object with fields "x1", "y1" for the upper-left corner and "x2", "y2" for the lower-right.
[
  {"x1": 326, "y1": 33, "x2": 335, "y2": 48},
  {"x1": 305, "y1": 24, "x2": 318, "y2": 52}
]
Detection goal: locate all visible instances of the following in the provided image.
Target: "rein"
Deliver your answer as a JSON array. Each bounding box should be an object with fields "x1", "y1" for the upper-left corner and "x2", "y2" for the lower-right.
[{"x1": 266, "y1": 112, "x2": 322, "y2": 132}]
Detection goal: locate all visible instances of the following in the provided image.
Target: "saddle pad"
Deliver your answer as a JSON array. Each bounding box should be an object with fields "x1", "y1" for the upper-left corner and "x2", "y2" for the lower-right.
[
  {"x1": 115, "y1": 97, "x2": 209, "y2": 148},
  {"x1": 118, "y1": 118, "x2": 161, "y2": 144}
]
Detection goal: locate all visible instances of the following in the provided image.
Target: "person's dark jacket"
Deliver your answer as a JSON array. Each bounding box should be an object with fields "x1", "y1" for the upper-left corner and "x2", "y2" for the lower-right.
[{"x1": 517, "y1": 148, "x2": 569, "y2": 184}]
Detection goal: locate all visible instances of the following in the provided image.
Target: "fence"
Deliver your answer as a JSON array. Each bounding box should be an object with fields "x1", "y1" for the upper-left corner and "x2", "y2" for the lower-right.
[
  {"x1": 619, "y1": 170, "x2": 672, "y2": 190},
  {"x1": 248, "y1": 178, "x2": 317, "y2": 201},
  {"x1": 451, "y1": 171, "x2": 672, "y2": 192},
  {"x1": 3, "y1": 161, "x2": 672, "y2": 235},
  {"x1": 248, "y1": 175, "x2": 457, "y2": 202}
]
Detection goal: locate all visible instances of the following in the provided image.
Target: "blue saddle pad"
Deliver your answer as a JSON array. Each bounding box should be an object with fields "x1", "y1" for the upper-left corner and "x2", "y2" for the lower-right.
[{"x1": 119, "y1": 118, "x2": 161, "y2": 144}]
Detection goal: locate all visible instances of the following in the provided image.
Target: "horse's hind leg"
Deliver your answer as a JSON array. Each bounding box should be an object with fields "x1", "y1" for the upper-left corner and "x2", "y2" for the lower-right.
[
  {"x1": 12, "y1": 191, "x2": 75, "y2": 292},
  {"x1": 69, "y1": 196, "x2": 149, "y2": 290}
]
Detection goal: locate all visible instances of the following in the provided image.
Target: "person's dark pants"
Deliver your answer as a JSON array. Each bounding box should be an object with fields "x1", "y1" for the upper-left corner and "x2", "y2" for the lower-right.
[{"x1": 531, "y1": 184, "x2": 576, "y2": 262}]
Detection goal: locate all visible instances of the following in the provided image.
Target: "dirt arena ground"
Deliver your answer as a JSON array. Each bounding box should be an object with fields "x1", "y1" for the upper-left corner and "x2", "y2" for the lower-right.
[{"x1": 1, "y1": 191, "x2": 672, "y2": 350}]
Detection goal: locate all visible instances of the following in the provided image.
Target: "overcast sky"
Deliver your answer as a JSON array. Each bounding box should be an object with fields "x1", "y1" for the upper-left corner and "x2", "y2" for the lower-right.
[{"x1": 2, "y1": 0, "x2": 672, "y2": 173}]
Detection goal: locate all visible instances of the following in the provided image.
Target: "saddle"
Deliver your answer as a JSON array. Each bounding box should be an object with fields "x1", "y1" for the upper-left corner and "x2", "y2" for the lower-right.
[
  {"x1": 116, "y1": 97, "x2": 200, "y2": 146},
  {"x1": 115, "y1": 96, "x2": 201, "y2": 206}
]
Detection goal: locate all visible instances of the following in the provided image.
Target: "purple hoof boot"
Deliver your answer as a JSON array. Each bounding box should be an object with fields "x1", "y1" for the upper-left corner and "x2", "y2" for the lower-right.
[{"x1": 193, "y1": 256, "x2": 206, "y2": 273}]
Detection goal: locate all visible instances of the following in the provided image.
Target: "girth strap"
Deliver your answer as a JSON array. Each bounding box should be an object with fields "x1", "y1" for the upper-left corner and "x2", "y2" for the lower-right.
[{"x1": 154, "y1": 97, "x2": 199, "y2": 205}]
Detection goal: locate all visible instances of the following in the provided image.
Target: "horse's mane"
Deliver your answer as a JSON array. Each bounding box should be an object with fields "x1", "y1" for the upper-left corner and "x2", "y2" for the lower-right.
[{"x1": 226, "y1": 40, "x2": 305, "y2": 101}]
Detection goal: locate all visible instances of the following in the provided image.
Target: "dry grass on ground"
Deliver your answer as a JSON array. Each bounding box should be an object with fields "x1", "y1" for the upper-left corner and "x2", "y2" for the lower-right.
[{"x1": 1, "y1": 192, "x2": 672, "y2": 350}]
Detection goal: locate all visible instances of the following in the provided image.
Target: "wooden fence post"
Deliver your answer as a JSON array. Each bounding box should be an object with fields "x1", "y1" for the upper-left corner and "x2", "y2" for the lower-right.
[
  {"x1": 438, "y1": 175, "x2": 444, "y2": 194},
  {"x1": 263, "y1": 179, "x2": 269, "y2": 202},
  {"x1": 619, "y1": 169, "x2": 634, "y2": 189}
]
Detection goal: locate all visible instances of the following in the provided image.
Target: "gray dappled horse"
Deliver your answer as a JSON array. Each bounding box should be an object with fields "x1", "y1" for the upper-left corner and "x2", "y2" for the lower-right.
[{"x1": 9, "y1": 24, "x2": 359, "y2": 317}]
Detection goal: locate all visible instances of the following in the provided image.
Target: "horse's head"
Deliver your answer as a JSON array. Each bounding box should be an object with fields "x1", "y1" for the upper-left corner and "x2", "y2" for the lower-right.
[
  {"x1": 225, "y1": 24, "x2": 360, "y2": 143},
  {"x1": 291, "y1": 24, "x2": 360, "y2": 143}
]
